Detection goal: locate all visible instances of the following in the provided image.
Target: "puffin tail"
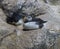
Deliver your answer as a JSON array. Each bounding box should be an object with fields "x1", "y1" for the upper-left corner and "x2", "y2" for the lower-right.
[{"x1": 6, "y1": 16, "x2": 13, "y2": 24}]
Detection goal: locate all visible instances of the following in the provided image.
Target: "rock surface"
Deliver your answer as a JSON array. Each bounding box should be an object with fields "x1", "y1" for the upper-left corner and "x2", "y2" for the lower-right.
[{"x1": 0, "y1": 0, "x2": 60, "y2": 49}]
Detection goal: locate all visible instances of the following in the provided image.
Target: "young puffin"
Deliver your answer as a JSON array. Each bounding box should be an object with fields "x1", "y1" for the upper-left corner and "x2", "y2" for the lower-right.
[
  {"x1": 6, "y1": 11, "x2": 25, "y2": 26},
  {"x1": 23, "y1": 16, "x2": 47, "y2": 31}
]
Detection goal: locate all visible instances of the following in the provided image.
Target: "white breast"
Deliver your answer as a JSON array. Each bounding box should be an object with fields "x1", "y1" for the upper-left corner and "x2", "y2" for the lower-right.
[
  {"x1": 16, "y1": 19, "x2": 23, "y2": 25},
  {"x1": 23, "y1": 22, "x2": 39, "y2": 29}
]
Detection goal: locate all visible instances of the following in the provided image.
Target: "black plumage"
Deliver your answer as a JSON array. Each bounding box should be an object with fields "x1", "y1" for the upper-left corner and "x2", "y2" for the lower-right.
[
  {"x1": 6, "y1": 11, "x2": 25, "y2": 25},
  {"x1": 24, "y1": 17, "x2": 47, "y2": 24}
]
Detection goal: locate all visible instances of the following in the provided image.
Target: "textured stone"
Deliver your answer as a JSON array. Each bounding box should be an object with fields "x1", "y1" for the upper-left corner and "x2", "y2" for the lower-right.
[{"x1": 0, "y1": 0, "x2": 60, "y2": 49}]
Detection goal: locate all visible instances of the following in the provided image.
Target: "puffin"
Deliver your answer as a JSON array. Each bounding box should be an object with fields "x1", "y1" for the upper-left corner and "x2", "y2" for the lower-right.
[
  {"x1": 6, "y1": 11, "x2": 25, "y2": 26},
  {"x1": 23, "y1": 16, "x2": 47, "y2": 31}
]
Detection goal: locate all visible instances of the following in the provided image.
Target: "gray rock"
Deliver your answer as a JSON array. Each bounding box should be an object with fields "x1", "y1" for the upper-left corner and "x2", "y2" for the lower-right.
[{"x1": 0, "y1": 0, "x2": 60, "y2": 49}]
